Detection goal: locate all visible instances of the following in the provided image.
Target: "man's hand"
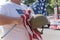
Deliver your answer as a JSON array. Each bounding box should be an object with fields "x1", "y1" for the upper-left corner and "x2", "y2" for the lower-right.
[
  {"x1": 12, "y1": 18, "x2": 23, "y2": 25},
  {"x1": 0, "y1": 15, "x2": 23, "y2": 25},
  {"x1": 29, "y1": 14, "x2": 49, "y2": 29}
]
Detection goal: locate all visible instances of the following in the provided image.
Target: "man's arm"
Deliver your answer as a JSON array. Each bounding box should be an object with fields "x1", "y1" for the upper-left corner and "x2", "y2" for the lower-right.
[{"x1": 0, "y1": 15, "x2": 23, "y2": 25}]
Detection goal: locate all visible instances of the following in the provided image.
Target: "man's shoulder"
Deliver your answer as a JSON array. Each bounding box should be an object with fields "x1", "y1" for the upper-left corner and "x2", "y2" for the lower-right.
[
  {"x1": 21, "y1": 3, "x2": 26, "y2": 6},
  {"x1": 0, "y1": 2, "x2": 12, "y2": 8},
  {"x1": 21, "y1": 3, "x2": 28, "y2": 7},
  {"x1": 20, "y1": 3, "x2": 28, "y2": 9}
]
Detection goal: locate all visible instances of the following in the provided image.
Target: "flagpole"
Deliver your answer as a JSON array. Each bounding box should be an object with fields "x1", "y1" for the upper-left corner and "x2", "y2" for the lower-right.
[
  {"x1": 0, "y1": 24, "x2": 17, "y2": 39},
  {"x1": 56, "y1": 0, "x2": 59, "y2": 19},
  {"x1": 54, "y1": 0, "x2": 59, "y2": 19}
]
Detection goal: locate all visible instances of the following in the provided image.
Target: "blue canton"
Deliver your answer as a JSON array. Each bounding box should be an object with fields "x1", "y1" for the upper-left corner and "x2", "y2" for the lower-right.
[
  {"x1": 31, "y1": 0, "x2": 47, "y2": 16},
  {"x1": 16, "y1": 9, "x2": 24, "y2": 15}
]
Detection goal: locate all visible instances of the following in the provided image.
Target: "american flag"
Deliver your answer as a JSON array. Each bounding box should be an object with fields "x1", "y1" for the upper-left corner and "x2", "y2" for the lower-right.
[
  {"x1": 31, "y1": 0, "x2": 47, "y2": 16},
  {"x1": 21, "y1": 12, "x2": 42, "y2": 40}
]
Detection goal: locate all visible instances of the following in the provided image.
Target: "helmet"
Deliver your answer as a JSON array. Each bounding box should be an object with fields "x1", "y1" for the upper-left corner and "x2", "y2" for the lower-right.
[{"x1": 29, "y1": 14, "x2": 49, "y2": 29}]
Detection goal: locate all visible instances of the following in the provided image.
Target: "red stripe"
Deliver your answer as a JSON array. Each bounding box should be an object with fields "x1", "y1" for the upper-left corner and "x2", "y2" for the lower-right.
[
  {"x1": 29, "y1": 33, "x2": 32, "y2": 40},
  {"x1": 21, "y1": 15, "x2": 26, "y2": 28},
  {"x1": 21, "y1": 11, "x2": 42, "y2": 40},
  {"x1": 33, "y1": 33, "x2": 38, "y2": 39},
  {"x1": 33, "y1": 29, "x2": 42, "y2": 39},
  {"x1": 21, "y1": 14, "x2": 32, "y2": 40}
]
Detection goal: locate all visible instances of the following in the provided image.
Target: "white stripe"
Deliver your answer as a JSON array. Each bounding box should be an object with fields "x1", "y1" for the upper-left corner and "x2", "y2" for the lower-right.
[
  {"x1": 33, "y1": 31, "x2": 42, "y2": 40},
  {"x1": 23, "y1": 14, "x2": 42, "y2": 40},
  {"x1": 23, "y1": 14, "x2": 33, "y2": 36}
]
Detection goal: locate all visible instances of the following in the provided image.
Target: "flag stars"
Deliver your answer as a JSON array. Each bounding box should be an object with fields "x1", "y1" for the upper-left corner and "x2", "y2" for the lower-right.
[
  {"x1": 42, "y1": 3, "x2": 44, "y2": 6},
  {"x1": 31, "y1": 0, "x2": 47, "y2": 15},
  {"x1": 45, "y1": 5, "x2": 47, "y2": 7},
  {"x1": 33, "y1": 5, "x2": 36, "y2": 7},
  {"x1": 40, "y1": 11, "x2": 42, "y2": 13},
  {"x1": 44, "y1": 8, "x2": 46, "y2": 11},
  {"x1": 38, "y1": 11, "x2": 41, "y2": 13},
  {"x1": 41, "y1": 7, "x2": 43, "y2": 9},
  {"x1": 40, "y1": 0, "x2": 43, "y2": 2},
  {"x1": 37, "y1": 3, "x2": 39, "y2": 5},
  {"x1": 43, "y1": 13, "x2": 47, "y2": 15},
  {"x1": 34, "y1": 8, "x2": 36, "y2": 10}
]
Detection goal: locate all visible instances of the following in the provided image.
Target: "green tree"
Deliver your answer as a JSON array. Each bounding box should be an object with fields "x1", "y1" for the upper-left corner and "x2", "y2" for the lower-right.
[
  {"x1": 24, "y1": 0, "x2": 36, "y2": 5},
  {"x1": 46, "y1": 0, "x2": 54, "y2": 15},
  {"x1": 46, "y1": 0, "x2": 51, "y2": 4}
]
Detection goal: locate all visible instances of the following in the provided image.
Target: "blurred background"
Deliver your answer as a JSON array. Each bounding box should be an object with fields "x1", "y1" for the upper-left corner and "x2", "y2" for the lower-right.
[{"x1": 0, "y1": 0, "x2": 60, "y2": 40}]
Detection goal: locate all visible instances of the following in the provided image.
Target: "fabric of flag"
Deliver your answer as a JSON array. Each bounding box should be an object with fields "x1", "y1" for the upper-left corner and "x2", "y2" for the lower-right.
[
  {"x1": 21, "y1": 10, "x2": 42, "y2": 40},
  {"x1": 31, "y1": 0, "x2": 47, "y2": 16}
]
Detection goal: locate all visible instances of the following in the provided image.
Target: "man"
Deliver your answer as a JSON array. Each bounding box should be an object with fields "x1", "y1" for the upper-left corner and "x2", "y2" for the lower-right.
[
  {"x1": 0, "y1": 0, "x2": 28, "y2": 25},
  {"x1": 0, "y1": 0, "x2": 30, "y2": 40},
  {"x1": 0, "y1": 0, "x2": 47, "y2": 40}
]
